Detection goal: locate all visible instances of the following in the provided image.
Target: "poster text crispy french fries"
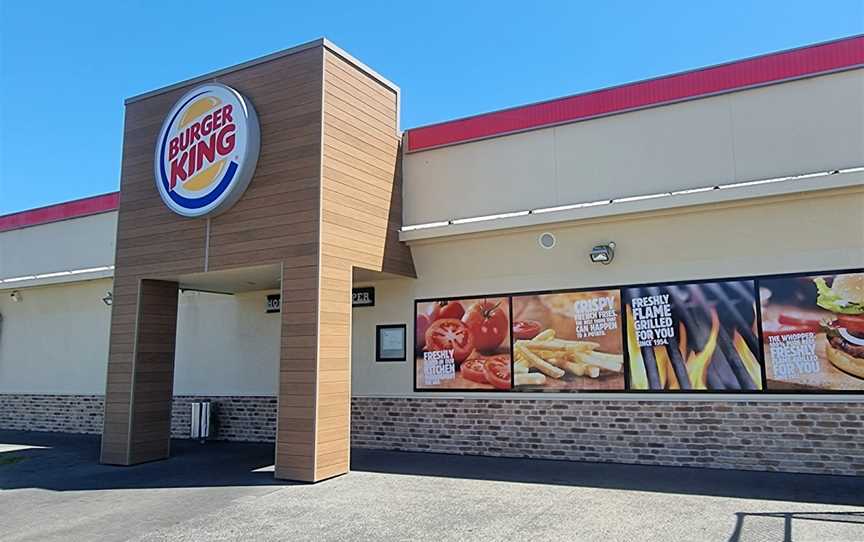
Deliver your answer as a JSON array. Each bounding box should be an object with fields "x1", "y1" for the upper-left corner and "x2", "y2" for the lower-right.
[{"x1": 514, "y1": 328, "x2": 623, "y2": 387}]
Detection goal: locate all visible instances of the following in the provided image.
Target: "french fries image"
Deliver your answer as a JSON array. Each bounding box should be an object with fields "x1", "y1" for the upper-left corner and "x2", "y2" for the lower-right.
[
  {"x1": 515, "y1": 373, "x2": 546, "y2": 386},
  {"x1": 533, "y1": 329, "x2": 555, "y2": 342},
  {"x1": 514, "y1": 329, "x2": 623, "y2": 387},
  {"x1": 523, "y1": 338, "x2": 600, "y2": 353},
  {"x1": 514, "y1": 343, "x2": 565, "y2": 378}
]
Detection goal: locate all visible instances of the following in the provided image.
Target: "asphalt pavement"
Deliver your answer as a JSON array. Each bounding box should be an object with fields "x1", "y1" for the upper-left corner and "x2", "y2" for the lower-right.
[{"x1": 1, "y1": 430, "x2": 862, "y2": 541}]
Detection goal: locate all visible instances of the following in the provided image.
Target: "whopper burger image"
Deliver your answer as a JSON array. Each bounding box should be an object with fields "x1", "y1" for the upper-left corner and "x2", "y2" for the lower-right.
[
  {"x1": 816, "y1": 274, "x2": 864, "y2": 379},
  {"x1": 760, "y1": 271, "x2": 864, "y2": 391}
]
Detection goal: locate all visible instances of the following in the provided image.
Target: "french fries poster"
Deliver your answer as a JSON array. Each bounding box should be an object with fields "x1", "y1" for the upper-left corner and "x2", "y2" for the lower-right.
[
  {"x1": 511, "y1": 290, "x2": 625, "y2": 391},
  {"x1": 623, "y1": 281, "x2": 763, "y2": 391},
  {"x1": 760, "y1": 271, "x2": 864, "y2": 391},
  {"x1": 415, "y1": 297, "x2": 512, "y2": 391}
]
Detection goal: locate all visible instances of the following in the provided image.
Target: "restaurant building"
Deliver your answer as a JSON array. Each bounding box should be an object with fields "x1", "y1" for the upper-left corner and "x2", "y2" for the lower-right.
[{"x1": 1, "y1": 35, "x2": 863, "y2": 482}]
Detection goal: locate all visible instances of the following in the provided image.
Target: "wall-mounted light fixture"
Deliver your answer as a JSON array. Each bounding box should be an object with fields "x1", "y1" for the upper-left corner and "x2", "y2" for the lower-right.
[
  {"x1": 589, "y1": 242, "x2": 616, "y2": 265},
  {"x1": 9, "y1": 290, "x2": 22, "y2": 303},
  {"x1": 102, "y1": 291, "x2": 113, "y2": 306}
]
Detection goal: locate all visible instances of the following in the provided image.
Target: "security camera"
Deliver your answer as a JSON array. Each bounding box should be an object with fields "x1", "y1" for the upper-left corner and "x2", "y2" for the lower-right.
[
  {"x1": 589, "y1": 242, "x2": 616, "y2": 265},
  {"x1": 10, "y1": 290, "x2": 21, "y2": 303}
]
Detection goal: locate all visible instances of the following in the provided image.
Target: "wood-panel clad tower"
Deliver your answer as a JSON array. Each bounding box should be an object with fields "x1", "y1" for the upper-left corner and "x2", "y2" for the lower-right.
[{"x1": 101, "y1": 39, "x2": 414, "y2": 482}]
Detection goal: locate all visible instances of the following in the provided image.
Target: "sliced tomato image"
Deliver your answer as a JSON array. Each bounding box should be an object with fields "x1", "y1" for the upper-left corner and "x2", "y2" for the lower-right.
[
  {"x1": 837, "y1": 315, "x2": 864, "y2": 334},
  {"x1": 512, "y1": 320, "x2": 542, "y2": 340},
  {"x1": 425, "y1": 318, "x2": 474, "y2": 363},
  {"x1": 427, "y1": 300, "x2": 465, "y2": 322},
  {"x1": 482, "y1": 355, "x2": 512, "y2": 390},
  {"x1": 460, "y1": 358, "x2": 488, "y2": 384},
  {"x1": 415, "y1": 313, "x2": 430, "y2": 353},
  {"x1": 464, "y1": 300, "x2": 509, "y2": 354}
]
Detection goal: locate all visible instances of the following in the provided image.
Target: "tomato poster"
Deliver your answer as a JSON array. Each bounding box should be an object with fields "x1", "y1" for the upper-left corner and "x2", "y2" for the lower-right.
[
  {"x1": 415, "y1": 297, "x2": 512, "y2": 391},
  {"x1": 623, "y1": 280, "x2": 763, "y2": 391},
  {"x1": 510, "y1": 290, "x2": 625, "y2": 391},
  {"x1": 760, "y1": 271, "x2": 864, "y2": 391}
]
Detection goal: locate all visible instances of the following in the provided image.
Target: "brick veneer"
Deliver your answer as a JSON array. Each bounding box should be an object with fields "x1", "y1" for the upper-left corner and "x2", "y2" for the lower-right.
[
  {"x1": 0, "y1": 394, "x2": 105, "y2": 434},
  {"x1": 0, "y1": 394, "x2": 277, "y2": 442},
  {"x1": 350, "y1": 397, "x2": 864, "y2": 477},
  {"x1": 4, "y1": 393, "x2": 863, "y2": 476}
]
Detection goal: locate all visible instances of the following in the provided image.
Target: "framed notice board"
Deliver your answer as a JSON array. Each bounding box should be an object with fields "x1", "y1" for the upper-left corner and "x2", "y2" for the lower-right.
[{"x1": 376, "y1": 324, "x2": 407, "y2": 362}]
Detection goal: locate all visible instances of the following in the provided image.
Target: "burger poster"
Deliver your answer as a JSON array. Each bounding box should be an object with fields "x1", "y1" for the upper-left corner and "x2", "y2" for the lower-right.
[
  {"x1": 415, "y1": 297, "x2": 512, "y2": 391},
  {"x1": 760, "y1": 271, "x2": 864, "y2": 391},
  {"x1": 623, "y1": 281, "x2": 763, "y2": 391},
  {"x1": 510, "y1": 290, "x2": 624, "y2": 391}
]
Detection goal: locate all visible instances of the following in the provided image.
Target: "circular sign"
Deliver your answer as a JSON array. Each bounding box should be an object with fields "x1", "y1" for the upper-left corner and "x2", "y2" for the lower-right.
[{"x1": 154, "y1": 83, "x2": 260, "y2": 217}]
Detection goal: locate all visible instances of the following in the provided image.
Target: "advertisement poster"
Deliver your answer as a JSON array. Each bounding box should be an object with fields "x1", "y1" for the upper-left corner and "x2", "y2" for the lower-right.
[
  {"x1": 623, "y1": 281, "x2": 763, "y2": 391},
  {"x1": 415, "y1": 297, "x2": 512, "y2": 391},
  {"x1": 510, "y1": 290, "x2": 625, "y2": 391},
  {"x1": 760, "y1": 271, "x2": 864, "y2": 391}
]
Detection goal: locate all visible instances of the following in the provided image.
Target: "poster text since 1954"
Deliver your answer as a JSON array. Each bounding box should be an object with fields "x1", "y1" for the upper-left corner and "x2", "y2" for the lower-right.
[{"x1": 631, "y1": 294, "x2": 674, "y2": 347}]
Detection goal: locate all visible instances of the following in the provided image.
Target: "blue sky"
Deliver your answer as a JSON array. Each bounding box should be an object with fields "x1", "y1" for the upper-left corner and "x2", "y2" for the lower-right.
[{"x1": 1, "y1": 1, "x2": 862, "y2": 214}]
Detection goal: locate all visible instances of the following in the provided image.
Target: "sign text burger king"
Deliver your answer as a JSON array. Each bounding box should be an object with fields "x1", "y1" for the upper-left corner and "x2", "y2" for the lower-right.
[{"x1": 154, "y1": 83, "x2": 260, "y2": 217}]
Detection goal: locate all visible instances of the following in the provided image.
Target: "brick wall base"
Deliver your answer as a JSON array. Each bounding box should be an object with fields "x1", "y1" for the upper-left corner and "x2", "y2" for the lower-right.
[
  {"x1": 0, "y1": 394, "x2": 277, "y2": 442},
  {"x1": 0, "y1": 394, "x2": 105, "y2": 434},
  {"x1": 350, "y1": 397, "x2": 864, "y2": 477},
  {"x1": 4, "y1": 394, "x2": 863, "y2": 476}
]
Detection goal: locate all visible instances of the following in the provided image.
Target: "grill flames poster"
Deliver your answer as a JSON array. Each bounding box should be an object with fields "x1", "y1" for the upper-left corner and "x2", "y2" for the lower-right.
[
  {"x1": 623, "y1": 281, "x2": 763, "y2": 391},
  {"x1": 760, "y1": 271, "x2": 864, "y2": 391}
]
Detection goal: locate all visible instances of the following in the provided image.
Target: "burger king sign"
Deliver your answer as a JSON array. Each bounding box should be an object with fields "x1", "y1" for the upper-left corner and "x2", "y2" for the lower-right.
[{"x1": 154, "y1": 83, "x2": 260, "y2": 217}]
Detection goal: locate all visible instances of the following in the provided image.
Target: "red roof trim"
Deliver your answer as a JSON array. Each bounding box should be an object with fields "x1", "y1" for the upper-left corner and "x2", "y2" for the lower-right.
[
  {"x1": 0, "y1": 192, "x2": 120, "y2": 233},
  {"x1": 405, "y1": 35, "x2": 864, "y2": 152}
]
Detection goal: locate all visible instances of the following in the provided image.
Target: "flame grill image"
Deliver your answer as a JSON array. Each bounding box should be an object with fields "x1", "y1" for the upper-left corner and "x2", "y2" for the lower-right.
[{"x1": 624, "y1": 281, "x2": 762, "y2": 391}]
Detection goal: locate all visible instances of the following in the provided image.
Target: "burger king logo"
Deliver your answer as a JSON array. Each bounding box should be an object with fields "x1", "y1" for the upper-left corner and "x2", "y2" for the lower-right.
[{"x1": 154, "y1": 83, "x2": 260, "y2": 217}]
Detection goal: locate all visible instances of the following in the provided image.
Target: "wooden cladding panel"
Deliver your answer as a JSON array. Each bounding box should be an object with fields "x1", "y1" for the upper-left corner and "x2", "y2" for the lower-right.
[
  {"x1": 207, "y1": 48, "x2": 323, "y2": 274},
  {"x1": 303, "y1": 49, "x2": 415, "y2": 481},
  {"x1": 101, "y1": 279, "x2": 179, "y2": 465},
  {"x1": 321, "y1": 49, "x2": 414, "y2": 279}
]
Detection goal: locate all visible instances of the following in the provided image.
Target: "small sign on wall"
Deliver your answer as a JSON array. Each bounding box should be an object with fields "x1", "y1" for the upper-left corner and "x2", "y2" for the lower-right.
[
  {"x1": 268, "y1": 288, "x2": 374, "y2": 312},
  {"x1": 377, "y1": 324, "x2": 406, "y2": 362},
  {"x1": 353, "y1": 287, "x2": 375, "y2": 307},
  {"x1": 268, "y1": 288, "x2": 373, "y2": 313}
]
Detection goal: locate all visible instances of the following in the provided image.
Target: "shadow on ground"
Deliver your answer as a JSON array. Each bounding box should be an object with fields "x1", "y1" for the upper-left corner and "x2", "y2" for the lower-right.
[
  {"x1": 727, "y1": 511, "x2": 864, "y2": 542},
  {"x1": 350, "y1": 448, "x2": 864, "y2": 507},
  {"x1": 0, "y1": 430, "x2": 287, "y2": 492},
  {"x1": 2, "y1": 430, "x2": 863, "y2": 509}
]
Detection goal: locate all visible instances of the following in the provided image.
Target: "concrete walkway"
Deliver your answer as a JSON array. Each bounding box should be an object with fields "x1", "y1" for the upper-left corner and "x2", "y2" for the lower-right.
[{"x1": 1, "y1": 430, "x2": 862, "y2": 541}]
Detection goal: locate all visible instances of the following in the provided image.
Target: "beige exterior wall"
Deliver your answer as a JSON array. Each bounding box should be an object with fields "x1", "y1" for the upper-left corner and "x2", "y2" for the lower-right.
[
  {"x1": 0, "y1": 279, "x2": 113, "y2": 394},
  {"x1": 0, "y1": 212, "x2": 117, "y2": 282},
  {"x1": 352, "y1": 186, "x2": 864, "y2": 397},
  {"x1": 0, "y1": 279, "x2": 281, "y2": 396},
  {"x1": 402, "y1": 69, "x2": 864, "y2": 226},
  {"x1": 173, "y1": 290, "x2": 280, "y2": 396}
]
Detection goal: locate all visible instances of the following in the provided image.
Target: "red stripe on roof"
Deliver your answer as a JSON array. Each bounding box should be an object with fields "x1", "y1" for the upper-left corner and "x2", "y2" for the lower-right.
[
  {"x1": 0, "y1": 192, "x2": 120, "y2": 233},
  {"x1": 406, "y1": 35, "x2": 864, "y2": 152}
]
